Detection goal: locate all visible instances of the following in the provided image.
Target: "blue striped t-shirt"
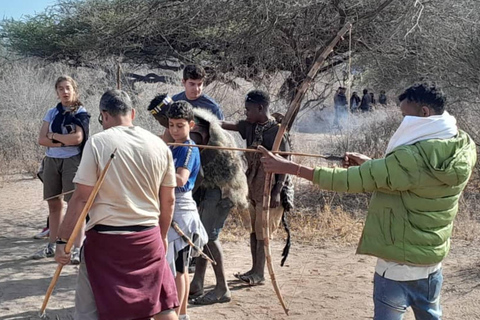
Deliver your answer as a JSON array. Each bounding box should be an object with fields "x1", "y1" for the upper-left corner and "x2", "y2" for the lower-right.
[{"x1": 169, "y1": 139, "x2": 201, "y2": 192}]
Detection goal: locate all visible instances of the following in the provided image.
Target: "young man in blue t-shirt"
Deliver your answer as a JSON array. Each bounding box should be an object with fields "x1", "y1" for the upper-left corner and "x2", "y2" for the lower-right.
[
  {"x1": 172, "y1": 65, "x2": 224, "y2": 120},
  {"x1": 167, "y1": 100, "x2": 208, "y2": 320}
]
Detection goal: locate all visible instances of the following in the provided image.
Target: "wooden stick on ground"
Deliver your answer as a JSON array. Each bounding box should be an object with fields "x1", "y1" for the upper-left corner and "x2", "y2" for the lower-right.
[
  {"x1": 39, "y1": 149, "x2": 117, "y2": 318},
  {"x1": 167, "y1": 143, "x2": 344, "y2": 161}
]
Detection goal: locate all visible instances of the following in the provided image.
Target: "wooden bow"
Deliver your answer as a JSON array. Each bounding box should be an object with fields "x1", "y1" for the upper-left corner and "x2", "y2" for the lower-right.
[{"x1": 262, "y1": 23, "x2": 352, "y2": 315}]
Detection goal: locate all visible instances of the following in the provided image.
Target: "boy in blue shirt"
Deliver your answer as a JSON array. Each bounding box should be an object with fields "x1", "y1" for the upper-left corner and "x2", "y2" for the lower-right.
[{"x1": 166, "y1": 100, "x2": 208, "y2": 320}]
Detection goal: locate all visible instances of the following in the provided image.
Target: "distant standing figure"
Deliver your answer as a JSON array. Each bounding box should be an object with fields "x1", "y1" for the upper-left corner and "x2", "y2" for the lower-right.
[
  {"x1": 370, "y1": 92, "x2": 376, "y2": 105},
  {"x1": 360, "y1": 89, "x2": 371, "y2": 112},
  {"x1": 379, "y1": 90, "x2": 387, "y2": 105},
  {"x1": 350, "y1": 91, "x2": 361, "y2": 112},
  {"x1": 333, "y1": 87, "x2": 348, "y2": 126}
]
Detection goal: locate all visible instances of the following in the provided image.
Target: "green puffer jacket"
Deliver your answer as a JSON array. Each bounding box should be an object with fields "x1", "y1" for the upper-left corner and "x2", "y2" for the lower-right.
[{"x1": 313, "y1": 130, "x2": 477, "y2": 265}]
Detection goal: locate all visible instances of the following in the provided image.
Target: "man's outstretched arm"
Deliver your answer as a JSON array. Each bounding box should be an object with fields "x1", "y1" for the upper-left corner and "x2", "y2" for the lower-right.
[
  {"x1": 220, "y1": 121, "x2": 238, "y2": 131},
  {"x1": 260, "y1": 145, "x2": 419, "y2": 193}
]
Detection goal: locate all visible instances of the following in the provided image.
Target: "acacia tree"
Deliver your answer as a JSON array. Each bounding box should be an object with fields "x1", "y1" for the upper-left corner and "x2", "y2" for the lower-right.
[{"x1": 1, "y1": 0, "x2": 412, "y2": 100}]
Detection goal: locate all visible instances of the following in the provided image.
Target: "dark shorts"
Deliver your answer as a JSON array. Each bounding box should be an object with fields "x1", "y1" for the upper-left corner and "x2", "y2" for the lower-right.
[
  {"x1": 196, "y1": 188, "x2": 233, "y2": 241},
  {"x1": 174, "y1": 246, "x2": 190, "y2": 274},
  {"x1": 43, "y1": 154, "x2": 81, "y2": 201}
]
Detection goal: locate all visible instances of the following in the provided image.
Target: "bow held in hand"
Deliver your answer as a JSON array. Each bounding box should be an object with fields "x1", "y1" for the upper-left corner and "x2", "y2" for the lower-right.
[{"x1": 258, "y1": 145, "x2": 292, "y2": 174}]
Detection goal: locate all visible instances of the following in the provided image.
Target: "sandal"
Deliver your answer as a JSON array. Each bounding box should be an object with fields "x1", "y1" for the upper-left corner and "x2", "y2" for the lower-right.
[
  {"x1": 191, "y1": 290, "x2": 231, "y2": 305},
  {"x1": 188, "y1": 290, "x2": 204, "y2": 300},
  {"x1": 233, "y1": 271, "x2": 252, "y2": 280},
  {"x1": 239, "y1": 273, "x2": 265, "y2": 286}
]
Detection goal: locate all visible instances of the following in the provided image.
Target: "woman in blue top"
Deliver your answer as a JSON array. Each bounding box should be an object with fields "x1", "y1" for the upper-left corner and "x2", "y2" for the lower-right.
[
  {"x1": 33, "y1": 75, "x2": 90, "y2": 263},
  {"x1": 166, "y1": 100, "x2": 208, "y2": 320}
]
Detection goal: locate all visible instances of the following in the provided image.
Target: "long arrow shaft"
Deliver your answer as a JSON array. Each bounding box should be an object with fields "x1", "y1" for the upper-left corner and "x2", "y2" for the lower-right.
[
  {"x1": 167, "y1": 143, "x2": 343, "y2": 161},
  {"x1": 44, "y1": 189, "x2": 75, "y2": 201}
]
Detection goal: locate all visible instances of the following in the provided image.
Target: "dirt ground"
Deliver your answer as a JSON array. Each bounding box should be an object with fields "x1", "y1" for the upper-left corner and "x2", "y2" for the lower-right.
[{"x1": 1, "y1": 176, "x2": 480, "y2": 320}]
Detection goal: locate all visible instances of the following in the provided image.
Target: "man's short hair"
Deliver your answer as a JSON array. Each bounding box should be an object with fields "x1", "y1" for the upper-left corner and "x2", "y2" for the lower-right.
[
  {"x1": 183, "y1": 65, "x2": 206, "y2": 81},
  {"x1": 245, "y1": 90, "x2": 270, "y2": 108},
  {"x1": 167, "y1": 100, "x2": 194, "y2": 122},
  {"x1": 99, "y1": 89, "x2": 132, "y2": 116},
  {"x1": 363, "y1": 89, "x2": 368, "y2": 94},
  {"x1": 398, "y1": 83, "x2": 446, "y2": 114}
]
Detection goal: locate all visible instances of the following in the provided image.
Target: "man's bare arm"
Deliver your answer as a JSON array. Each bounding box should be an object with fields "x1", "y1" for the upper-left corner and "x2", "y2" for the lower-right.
[
  {"x1": 57, "y1": 183, "x2": 93, "y2": 240},
  {"x1": 220, "y1": 121, "x2": 238, "y2": 131},
  {"x1": 159, "y1": 186, "x2": 175, "y2": 241}
]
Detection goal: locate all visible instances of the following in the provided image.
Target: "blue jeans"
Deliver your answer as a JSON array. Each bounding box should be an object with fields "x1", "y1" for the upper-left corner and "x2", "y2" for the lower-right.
[{"x1": 373, "y1": 269, "x2": 443, "y2": 320}]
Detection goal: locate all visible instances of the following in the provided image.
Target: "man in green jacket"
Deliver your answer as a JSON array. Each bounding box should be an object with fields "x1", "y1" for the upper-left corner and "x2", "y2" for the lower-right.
[{"x1": 259, "y1": 83, "x2": 477, "y2": 320}]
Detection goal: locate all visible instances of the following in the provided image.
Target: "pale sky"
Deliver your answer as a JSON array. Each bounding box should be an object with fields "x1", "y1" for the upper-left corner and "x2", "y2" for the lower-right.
[{"x1": 0, "y1": 0, "x2": 56, "y2": 20}]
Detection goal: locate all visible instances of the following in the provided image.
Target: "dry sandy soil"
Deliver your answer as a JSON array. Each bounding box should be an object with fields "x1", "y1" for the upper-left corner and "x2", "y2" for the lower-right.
[{"x1": 1, "y1": 176, "x2": 480, "y2": 320}]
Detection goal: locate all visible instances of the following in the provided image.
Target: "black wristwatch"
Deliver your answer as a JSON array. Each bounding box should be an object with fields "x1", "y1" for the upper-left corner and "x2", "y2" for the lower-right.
[{"x1": 55, "y1": 237, "x2": 68, "y2": 245}]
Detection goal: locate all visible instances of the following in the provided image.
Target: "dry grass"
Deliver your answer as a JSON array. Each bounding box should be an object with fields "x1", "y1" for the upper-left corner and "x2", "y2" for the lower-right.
[
  {"x1": 453, "y1": 216, "x2": 480, "y2": 241},
  {"x1": 287, "y1": 205, "x2": 364, "y2": 245},
  {"x1": 222, "y1": 204, "x2": 363, "y2": 246},
  {"x1": 222, "y1": 177, "x2": 366, "y2": 246}
]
